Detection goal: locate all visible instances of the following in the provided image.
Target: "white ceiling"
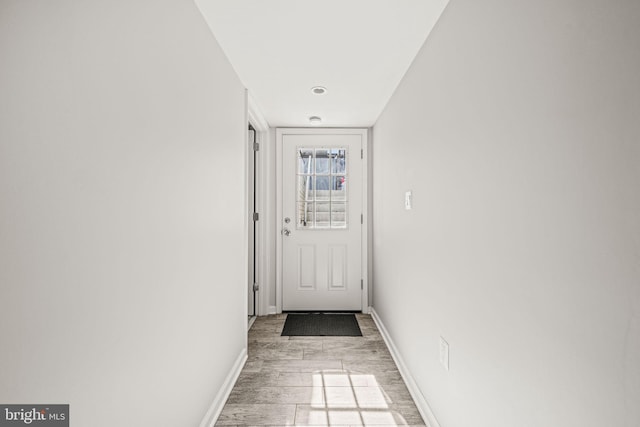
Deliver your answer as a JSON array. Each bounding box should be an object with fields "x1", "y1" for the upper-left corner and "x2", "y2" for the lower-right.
[{"x1": 195, "y1": 0, "x2": 450, "y2": 128}]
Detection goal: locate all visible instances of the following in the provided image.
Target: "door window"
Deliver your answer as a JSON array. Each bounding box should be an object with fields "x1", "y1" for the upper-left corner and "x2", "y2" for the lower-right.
[{"x1": 296, "y1": 148, "x2": 348, "y2": 229}]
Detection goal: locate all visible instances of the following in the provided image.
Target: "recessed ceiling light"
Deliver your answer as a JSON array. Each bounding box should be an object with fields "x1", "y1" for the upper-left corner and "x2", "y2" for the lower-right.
[
  {"x1": 311, "y1": 86, "x2": 327, "y2": 95},
  {"x1": 309, "y1": 116, "x2": 322, "y2": 125}
]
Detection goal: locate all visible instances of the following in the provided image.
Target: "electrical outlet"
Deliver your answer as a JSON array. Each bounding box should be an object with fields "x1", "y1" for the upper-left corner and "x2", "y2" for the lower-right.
[
  {"x1": 405, "y1": 191, "x2": 412, "y2": 210},
  {"x1": 439, "y1": 336, "x2": 449, "y2": 371}
]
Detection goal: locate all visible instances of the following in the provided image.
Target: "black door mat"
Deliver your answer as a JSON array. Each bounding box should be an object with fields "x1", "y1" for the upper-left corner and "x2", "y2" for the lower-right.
[{"x1": 281, "y1": 313, "x2": 362, "y2": 337}]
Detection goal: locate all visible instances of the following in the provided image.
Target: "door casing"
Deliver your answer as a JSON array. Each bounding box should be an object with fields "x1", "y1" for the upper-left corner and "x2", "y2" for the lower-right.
[
  {"x1": 247, "y1": 96, "x2": 271, "y2": 317},
  {"x1": 276, "y1": 128, "x2": 369, "y2": 313}
]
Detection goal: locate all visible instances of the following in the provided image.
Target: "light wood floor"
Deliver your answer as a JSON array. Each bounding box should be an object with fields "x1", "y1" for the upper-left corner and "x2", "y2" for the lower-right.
[{"x1": 215, "y1": 313, "x2": 426, "y2": 426}]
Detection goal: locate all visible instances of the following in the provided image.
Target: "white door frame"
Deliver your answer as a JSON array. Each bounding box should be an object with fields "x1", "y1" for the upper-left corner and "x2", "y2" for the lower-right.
[
  {"x1": 276, "y1": 128, "x2": 369, "y2": 313},
  {"x1": 248, "y1": 96, "x2": 270, "y2": 316}
]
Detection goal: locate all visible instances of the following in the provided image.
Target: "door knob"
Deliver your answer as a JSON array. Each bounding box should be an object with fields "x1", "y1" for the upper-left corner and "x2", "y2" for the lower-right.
[{"x1": 282, "y1": 228, "x2": 291, "y2": 236}]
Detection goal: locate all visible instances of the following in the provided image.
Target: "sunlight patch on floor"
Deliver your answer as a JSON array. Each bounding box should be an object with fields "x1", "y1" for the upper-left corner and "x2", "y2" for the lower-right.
[{"x1": 302, "y1": 370, "x2": 409, "y2": 426}]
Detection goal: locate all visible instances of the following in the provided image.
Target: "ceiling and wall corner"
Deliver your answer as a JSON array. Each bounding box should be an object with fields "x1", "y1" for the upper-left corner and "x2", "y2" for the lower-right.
[{"x1": 195, "y1": 0, "x2": 450, "y2": 128}]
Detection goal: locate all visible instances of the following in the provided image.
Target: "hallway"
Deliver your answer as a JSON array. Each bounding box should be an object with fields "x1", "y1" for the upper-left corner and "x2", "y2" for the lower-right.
[
  {"x1": 216, "y1": 314, "x2": 425, "y2": 426},
  {"x1": 2, "y1": 1, "x2": 638, "y2": 426}
]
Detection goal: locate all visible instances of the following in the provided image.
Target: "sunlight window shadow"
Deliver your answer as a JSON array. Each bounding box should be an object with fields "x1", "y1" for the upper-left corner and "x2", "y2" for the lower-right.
[{"x1": 301, "y1": 370, "x2": 410, "y2": 426}]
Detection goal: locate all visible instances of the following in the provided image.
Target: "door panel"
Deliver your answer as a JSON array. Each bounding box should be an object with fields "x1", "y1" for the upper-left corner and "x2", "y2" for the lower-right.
[
  {"x1": 298, "y1": 245, "x2": 316, "y2": 290},
  {"x1": 282, "y1": 133, "x2": 362, "y2": 311},
  {"x1": 328, "y1": 245, "x2": 347, "y2": 290}
]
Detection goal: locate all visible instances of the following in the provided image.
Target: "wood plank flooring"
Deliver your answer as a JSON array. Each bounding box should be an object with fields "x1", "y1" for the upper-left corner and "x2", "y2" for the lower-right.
[{"x1": 216, "y1": 313, "x2": 426, "y2": 426}]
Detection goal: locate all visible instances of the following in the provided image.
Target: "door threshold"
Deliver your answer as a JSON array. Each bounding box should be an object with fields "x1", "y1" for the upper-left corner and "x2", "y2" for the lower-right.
[{"x1": 283, "y1": 310, "x2": 362, "y2": 314}]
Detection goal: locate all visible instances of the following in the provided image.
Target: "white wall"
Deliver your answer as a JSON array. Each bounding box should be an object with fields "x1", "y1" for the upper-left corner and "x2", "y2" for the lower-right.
[
  {"x1": 372, "y1": 0, "x2": 640, "y2": 426},
  {"x1": 0, "y1": 1, "x2": 247, "y2": 426}
]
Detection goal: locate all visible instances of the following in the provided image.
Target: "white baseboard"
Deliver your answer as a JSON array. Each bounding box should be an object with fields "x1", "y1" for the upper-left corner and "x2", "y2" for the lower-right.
[
  {"x1": 267, "y1": 305, "x2": 277, "y2": 315},
  {"x1": 199, "y1": 348, "x2": 247, "y2": 427},
  {"x1": 370, "y1": 308, "x2": 442, "y2": 427}
]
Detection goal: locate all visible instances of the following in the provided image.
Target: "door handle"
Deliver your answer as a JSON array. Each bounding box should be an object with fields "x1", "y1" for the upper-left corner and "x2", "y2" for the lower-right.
[{"x1": 282, "y1": 228, "x2": 291, "y2": 236}]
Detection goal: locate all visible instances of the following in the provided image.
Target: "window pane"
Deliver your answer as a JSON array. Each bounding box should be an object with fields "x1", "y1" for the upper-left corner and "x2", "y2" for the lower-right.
[
  {"x1": 315, "y1": 149, "x2": 330, "y2": 174},
  {"x1": 331, "y1": 203, "x2": 347, "y2": 228},
  {"x1": 331, "y1": 176, "x2": 346, "y2": 202},
  {"x1": 315, "y1": 202, "x2": 330, "y2": 228},
  {"x1": 297, "y1": 202, "x2": 314, "y2": 228},
  {"x1": 314, "y1": 176, "x2": 330, "y2": 200},
  {"x1": 331, "y1": 149, "x2": 346, "y2": 174},
  {"x1": 331, "y1": 176, "x2": 346, "y2": 190},
  {"x1": 297, "y1": 175, "x2": 313, "y2": 202},
  {"x1": 298, "y1": 148, "x2": 314, "y2": 174}
]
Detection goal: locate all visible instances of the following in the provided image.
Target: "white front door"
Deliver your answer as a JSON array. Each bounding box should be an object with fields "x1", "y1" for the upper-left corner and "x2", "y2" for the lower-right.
[{"x1": 280, "y1": 131, "x2": 364, "y2": 311}]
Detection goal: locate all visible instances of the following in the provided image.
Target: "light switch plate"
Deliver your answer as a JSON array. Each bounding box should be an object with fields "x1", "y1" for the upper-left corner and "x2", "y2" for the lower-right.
[{"x1": 405, "y1": 191, "x2": 412, "y2": 210}]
